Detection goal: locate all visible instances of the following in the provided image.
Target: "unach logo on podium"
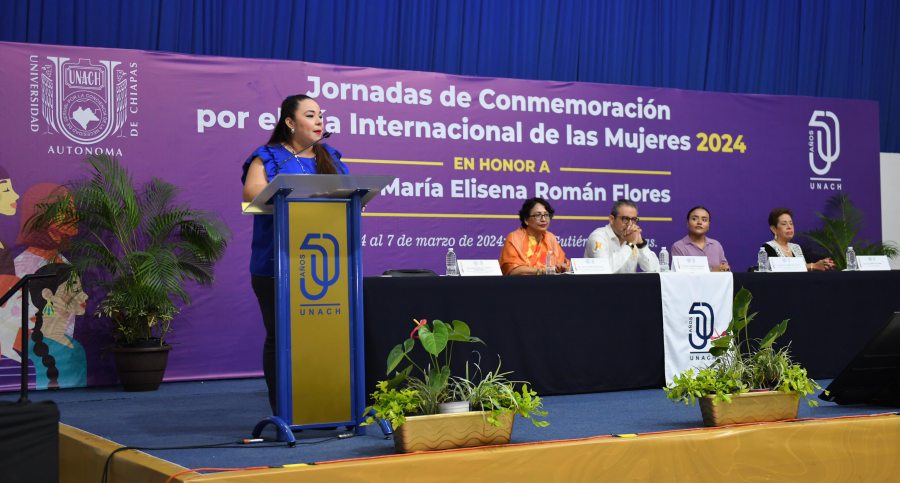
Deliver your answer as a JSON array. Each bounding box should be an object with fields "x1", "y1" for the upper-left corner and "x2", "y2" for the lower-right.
[{"x1": 299, "y1": 233, "x2": 340, "y2": 300}]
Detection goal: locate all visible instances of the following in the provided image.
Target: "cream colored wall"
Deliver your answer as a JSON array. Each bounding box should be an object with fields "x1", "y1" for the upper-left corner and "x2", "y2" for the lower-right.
[{"x1": 881, "y1": 152, "x2": 900, "y2": 269}]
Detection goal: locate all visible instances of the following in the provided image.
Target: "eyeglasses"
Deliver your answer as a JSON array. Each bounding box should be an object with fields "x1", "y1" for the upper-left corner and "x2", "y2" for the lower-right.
[
  {"x1": 617, "y1": 216, "x2": 640, "y2": 224},
  {"x1": 528, "y1": 212, "x2": 551, "y2": 220}
]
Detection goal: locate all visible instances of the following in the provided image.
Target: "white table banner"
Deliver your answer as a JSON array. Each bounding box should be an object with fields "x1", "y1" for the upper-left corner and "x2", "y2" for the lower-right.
[{"x1": 660, "y1": 272, "x2": 734, "y2": 384}]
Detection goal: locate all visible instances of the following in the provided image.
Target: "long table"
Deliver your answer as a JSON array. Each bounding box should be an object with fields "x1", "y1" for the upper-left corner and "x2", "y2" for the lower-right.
[{"x1": 363, "y1": 271, "x2": 900, "y2": 396}]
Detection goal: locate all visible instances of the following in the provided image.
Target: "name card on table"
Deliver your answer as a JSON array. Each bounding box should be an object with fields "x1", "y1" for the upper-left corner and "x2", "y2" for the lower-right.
[
  {"x1": 571, "y1": 257, "x2": 612, "y2": 274},
  {"x1": 768, "y1": 257, "x2": 807, "y2": 272},
  {"x1": 671, "y1": 256, "x2": 710, "y2": 273},
  {"x1": 856, "y1": 255, "x2": 892, "y2": 271},
  {"x1": 457, "y1": 259, "x2": 503, "y2": 276}
]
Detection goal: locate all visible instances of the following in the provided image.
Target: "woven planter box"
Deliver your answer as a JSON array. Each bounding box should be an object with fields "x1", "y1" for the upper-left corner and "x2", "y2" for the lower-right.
[
  {"x1": 699, "y1": 390, "x2": 801, "y2": 427},
  {"x1": 393, "y1": 411, "x2": 514, "y2": 453}
]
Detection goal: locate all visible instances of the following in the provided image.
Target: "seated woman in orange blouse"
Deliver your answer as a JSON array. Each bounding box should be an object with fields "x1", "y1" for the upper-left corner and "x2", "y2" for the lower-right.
[{"x1": 499, "y1": 197, "x2": 570, "y2": 275}]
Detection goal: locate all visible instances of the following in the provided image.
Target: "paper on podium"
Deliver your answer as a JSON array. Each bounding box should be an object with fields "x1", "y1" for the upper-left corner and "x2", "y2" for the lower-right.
[
  {"x1": 241, "y1": 201, "x2": 266, "y2": 214},
  {"x1": 242, "y1": 174, "x2": 396, "y2": 214}
]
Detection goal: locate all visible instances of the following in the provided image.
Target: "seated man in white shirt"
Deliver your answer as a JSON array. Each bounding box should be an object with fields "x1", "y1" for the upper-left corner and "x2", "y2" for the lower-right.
[{"x1": 584, "y1": 200, "x2": 660, "y2": 273}]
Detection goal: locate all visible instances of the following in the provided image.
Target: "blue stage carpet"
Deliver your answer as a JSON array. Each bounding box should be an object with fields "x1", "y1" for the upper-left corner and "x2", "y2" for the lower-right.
[{"x1": 5, "y1": 377, "x2": 894, "y2": 471}]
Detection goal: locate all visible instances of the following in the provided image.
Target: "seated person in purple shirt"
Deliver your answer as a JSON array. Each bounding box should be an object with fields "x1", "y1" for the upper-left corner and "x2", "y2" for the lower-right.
[{"x1": 670, "y1": 206, "x2": 730, "y2": 272}]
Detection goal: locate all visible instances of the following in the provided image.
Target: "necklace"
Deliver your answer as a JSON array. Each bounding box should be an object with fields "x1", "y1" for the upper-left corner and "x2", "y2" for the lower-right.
[
  {"x1": 282, "y1": 143, "x2": 304, "y2": 157},
  {"x1": 776, "y1": 241, "x2": 792, "y2": 256}
]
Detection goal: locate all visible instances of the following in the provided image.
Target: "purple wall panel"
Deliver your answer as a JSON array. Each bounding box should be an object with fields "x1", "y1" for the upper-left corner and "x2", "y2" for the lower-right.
[{"x1": 0, "y1": 42, "x2": 879, "y2": 388}]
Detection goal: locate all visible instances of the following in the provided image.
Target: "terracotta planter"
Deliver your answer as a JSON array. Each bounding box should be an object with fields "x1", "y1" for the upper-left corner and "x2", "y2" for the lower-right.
[
  {"x1": 699, "y1": 390, "x2": 800, "y2": 427},
  {"x1": 109, "y1": 344, "x2": 172, "y2": 392},
  {"x1": 393, "y1": 411, "x2": 514, "y2": 453}
]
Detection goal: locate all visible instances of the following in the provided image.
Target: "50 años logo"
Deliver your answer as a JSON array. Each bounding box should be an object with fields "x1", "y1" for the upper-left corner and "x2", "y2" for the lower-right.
[
  {"x1": 808, "y1": 110, "x2": 840, "y2": 176},
  {"x1": 688, "y1": 302, "x2": 715, "y2": 351},
  {"x1": 299, "y1": 233, "x2": 340, "y2": 300},
  {"x1": 807, "y1": 110, "x2": 842, "y2": 191}
]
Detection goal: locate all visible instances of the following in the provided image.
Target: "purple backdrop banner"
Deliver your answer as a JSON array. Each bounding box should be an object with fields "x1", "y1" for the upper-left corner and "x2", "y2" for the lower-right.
[{"x1": 0, "y1": 42, "x2": 880, "y2": 390}]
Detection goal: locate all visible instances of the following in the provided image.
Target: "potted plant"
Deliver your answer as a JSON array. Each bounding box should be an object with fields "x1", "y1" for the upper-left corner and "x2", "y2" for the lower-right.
[
  {"x1": 26, "y1": 155, "x2": 229, "y2": 391},
  {"x1": 449, "y1": 360, "x2": 548, "y2": 428},
  {"x1": 362, "y1": 318, "x2": 548, "y2": 453},
  {"x1": 664, "y1": 287, "x2": 821, "y2": 426},
  {"x1": 802, "y1": 193, "x2": 898, "y2": 269}
]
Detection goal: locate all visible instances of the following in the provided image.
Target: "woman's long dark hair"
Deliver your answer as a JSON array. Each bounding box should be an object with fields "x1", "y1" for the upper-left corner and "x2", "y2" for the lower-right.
[
  {"x1": 266, "y1": 94, "x2": 338, "y2": 174},
  {"x1": 28, "y1": 263, "x2": 74, "y2": 389}
]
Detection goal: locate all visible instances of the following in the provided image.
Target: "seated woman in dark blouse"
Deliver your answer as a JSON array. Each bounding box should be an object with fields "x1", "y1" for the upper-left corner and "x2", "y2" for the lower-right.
[{"x1": 763, "y1": 208, "x2": 834, "y2": 271}]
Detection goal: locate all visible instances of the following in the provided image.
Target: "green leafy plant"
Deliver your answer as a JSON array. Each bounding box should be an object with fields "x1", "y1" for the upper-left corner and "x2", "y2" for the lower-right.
[
  {"x1": 388, "y1": 318, "x2": 483, "y2": 410},
  {"x1": 664, "y1": 287, "x2": 821, "y2": 406},
  {"x1": 25, "y1": 155, "x2": 230, "y2": 346},
  {"x1": 802, "y1": 193, "x2": 898, "y2": 270},
  {"x1": 449, "y1": 361, "x2": 548, "y2": 427},
  {"x1": 363, "y1": 319, "x2": 549, "y2": 429},
  {"x1": 362, "y1": 381, "x2": 421, "y2": 430}
]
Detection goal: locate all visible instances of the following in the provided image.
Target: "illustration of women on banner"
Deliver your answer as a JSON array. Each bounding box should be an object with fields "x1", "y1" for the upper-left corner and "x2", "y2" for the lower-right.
[
  {"x1": 27, "y1": 263, "x2": 88, "y2": 389},
  {"x1": 0, "y1": 165, "x2": 21, "y2": 364},
  {"x1": 0, "y1": 181, "x2": 87, "y2": 389}
]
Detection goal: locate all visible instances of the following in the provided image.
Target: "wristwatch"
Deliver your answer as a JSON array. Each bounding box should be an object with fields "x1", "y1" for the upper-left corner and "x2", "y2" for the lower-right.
[{"x1": 635, "y1": 240, "x2": 648, "y2": 249}]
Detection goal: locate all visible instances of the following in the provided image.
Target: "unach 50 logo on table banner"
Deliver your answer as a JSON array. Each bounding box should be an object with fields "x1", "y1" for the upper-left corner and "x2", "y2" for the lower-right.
[
  {"x1": 688, "y1": 302, "x2": 716, "y2": 351},
  {"x1": 299, "y1": 233, "x2": 340, "y2": 301}
]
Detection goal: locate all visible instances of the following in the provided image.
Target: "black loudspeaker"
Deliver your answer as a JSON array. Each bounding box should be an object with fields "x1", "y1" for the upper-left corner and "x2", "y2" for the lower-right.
[
  {"x1": 820, "y1": 312, "x2": 900, "y2": 406},
  {"x1": 0, "y1": 273, "x2": 62, "y2": 483},
  {"x1": 0, "y1": 400, "x2": 60, "y2": 483}
]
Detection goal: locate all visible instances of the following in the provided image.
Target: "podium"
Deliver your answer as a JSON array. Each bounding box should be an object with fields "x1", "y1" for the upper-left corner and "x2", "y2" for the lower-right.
[{"x1": 247, "y1": 174, "x2": 394, "y2": 443}]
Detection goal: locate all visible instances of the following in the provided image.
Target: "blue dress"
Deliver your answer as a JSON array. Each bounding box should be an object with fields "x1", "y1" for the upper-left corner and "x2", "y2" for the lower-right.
[
  {"x1": 241, "y1": 144, "x2": 349, "y2": 277},
  {"x1": 29, "y1": 336, "x2": 87, "y2": 389}
]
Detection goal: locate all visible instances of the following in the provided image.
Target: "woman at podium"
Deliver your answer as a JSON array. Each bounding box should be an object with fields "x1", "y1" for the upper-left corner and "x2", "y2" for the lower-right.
[
  {"x1": 499, "y1": 197, "x2": 570, "y2": 275},
  {"x1": 241, "y1": 94, "x2": 349, "y2": 412}
]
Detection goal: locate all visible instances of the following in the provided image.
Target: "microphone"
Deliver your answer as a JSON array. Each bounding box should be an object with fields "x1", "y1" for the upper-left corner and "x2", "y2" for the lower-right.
[{"x1": 276, "y1": 131, "x2": 335, "y2": 174}]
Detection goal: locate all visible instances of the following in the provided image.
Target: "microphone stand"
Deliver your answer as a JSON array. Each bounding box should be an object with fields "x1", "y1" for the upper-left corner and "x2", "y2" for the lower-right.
[
  {"x1": 0, "y1": 272, "x2": 57, "y2": 403},
  {"x1": 276, "y1": 132, "x2": 333, "y2": 174},
  {"x1": 289, "y1": 132, "x2": 332, "y2": 157}
]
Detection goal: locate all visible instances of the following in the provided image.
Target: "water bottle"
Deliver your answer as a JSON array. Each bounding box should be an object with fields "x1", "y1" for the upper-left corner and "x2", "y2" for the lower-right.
[
  {"x1": 445, "y1": 248, "x2": 459, "y2": 276},
  {"x1": 545, "y1": 250, "x2": 556, "y2": 275},
  {"x1": 658, "y1": 247, "x2": 669, "y2": 272},
  {"x1": 757, "y1": 247, "x2": 768, "y2": 273},
  {"x1": 846, "y1": 246, "x2": 858, "y2": 271}
]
